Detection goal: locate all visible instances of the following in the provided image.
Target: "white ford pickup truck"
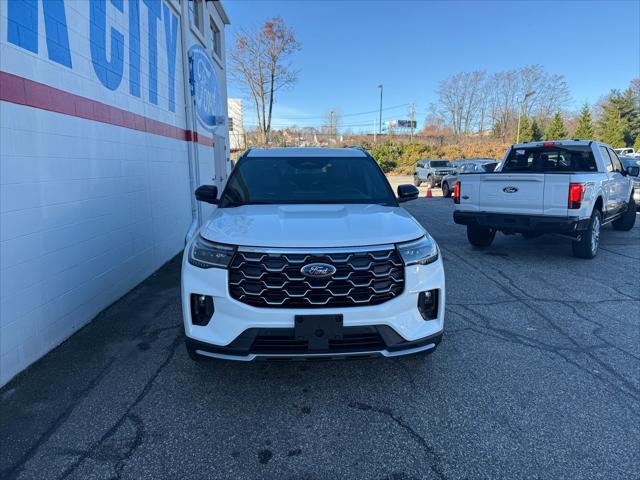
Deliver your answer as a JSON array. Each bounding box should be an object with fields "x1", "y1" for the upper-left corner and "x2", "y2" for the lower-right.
[{"x1": 453, "y1": 140, "x2": 637, "y2": 258}]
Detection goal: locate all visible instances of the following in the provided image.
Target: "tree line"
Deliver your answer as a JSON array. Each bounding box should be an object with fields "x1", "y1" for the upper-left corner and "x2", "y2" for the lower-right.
[{"x1": 432, "y1": 67, "x2": 639, "y2": 148}]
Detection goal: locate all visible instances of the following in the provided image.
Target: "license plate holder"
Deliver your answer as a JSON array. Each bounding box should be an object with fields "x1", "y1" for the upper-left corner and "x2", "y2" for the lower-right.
[{"x1": 294, "y1": 315, "x2": 343, "y2": 351}]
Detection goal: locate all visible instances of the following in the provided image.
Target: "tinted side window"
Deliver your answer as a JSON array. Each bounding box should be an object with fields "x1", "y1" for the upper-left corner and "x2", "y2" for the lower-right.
[
  {"x1": 606, "y1": 148, "x2": 623, "y2": 173},
  {"x1": 599, "y1": 146, "x2": 614, "y2": 172}
]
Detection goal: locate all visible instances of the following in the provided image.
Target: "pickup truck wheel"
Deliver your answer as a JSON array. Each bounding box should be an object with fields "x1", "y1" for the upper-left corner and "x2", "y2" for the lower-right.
[
  {"x1": 612, "y1": 197, "x2": 636, "y2": 231},
  {"x1": 572, "y1": 209, "x2": 601, "y2": 259},
  {"x1": 467, "y1": 225, "x2": 496, "y2": 247},
  {"x1": 426, "y1": 176, "x2": 434, "y2": 188},
  {"x1": 442, "y1": 182, "x2": 451, "y2": 197},
  {"x1": 413, "y1": 174, "x2": 421, "y2": 187}
]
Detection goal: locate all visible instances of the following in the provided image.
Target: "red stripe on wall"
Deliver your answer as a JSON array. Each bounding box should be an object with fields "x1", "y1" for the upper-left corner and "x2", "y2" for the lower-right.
[{"x1": 0, "y1": 71, "x2": 214, "y2": 147}]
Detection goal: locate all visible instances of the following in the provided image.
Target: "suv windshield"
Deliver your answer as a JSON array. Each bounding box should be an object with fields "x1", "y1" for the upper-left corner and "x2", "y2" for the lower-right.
[
  {"x1": 502, "y1": 145, "x2": 597, "y2": 173},
  {"x1": 219, "y1": 156, "x2": 397, "y2": 207},
  {"x1": 430, "y1": 161, "x2": 451, "y2": 168}
]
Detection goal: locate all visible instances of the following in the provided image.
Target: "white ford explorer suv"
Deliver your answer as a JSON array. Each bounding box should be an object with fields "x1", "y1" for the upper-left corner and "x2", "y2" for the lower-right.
[
  {"x1": 182, "y1": 147, "x2": 445, "y2": 361},
  {"x1": 453, "y1": 140, "x2": 637, "y2": 258}
]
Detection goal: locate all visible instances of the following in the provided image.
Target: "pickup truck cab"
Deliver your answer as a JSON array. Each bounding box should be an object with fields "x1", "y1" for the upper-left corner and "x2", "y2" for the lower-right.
[
  {"x1": 453, "y1": 140, "x2": 637, "y2": 258},
  {"x1": 414, "y1": 159, "x2": 456, "y2": 188}
]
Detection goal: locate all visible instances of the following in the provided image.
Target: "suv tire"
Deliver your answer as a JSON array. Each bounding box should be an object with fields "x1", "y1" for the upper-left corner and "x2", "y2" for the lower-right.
[
  {"x1": 467, "y1": 225, "x2": 496, "y2": 247},
  {"x1": 186, "y1": 342, "x2": 206, "y2": 363},
  {"x1": 612, "y1": 197, "x2": 636, "y2": 231},
  {"x1": 426, "y1": 176, "x2": 434, "y2": 188},
  {"x1": 413, "y1": 174, "x2": 421, "y2": 187},
  {"x1": 442, "y1": 182, "x2": 451, "y2": 197},
  {"x1": 572, "y1": 209, "x2": 601, "y2": 259}
]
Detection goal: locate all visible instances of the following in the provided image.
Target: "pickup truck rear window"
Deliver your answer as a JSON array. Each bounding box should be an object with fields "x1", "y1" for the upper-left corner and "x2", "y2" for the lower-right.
[{"x1": 502, "y1": 146, "x2": 597, "y2": 173}]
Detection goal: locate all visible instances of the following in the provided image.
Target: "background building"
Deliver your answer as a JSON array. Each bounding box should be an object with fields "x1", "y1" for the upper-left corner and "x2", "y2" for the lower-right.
[
  {"x1": 0, "y1": 0, "x2": 230, "y2": 385},
  {"x1": 228, "y1": 98, "x2": 246, "y2": 152}
]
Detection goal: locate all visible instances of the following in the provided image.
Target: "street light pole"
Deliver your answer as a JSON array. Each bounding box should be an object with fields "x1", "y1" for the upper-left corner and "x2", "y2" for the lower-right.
[
  {"x1": 516, "y1": 90, "x2": 535, "y2": 143},
  {"x1": 378, "y1": 84, "x2": 383, "y2": 136}
]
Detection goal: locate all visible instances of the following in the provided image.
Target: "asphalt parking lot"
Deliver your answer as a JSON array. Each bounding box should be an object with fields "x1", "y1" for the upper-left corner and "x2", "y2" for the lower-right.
[{"x1": 1, "y1": 198, "x2": 639, "y2": 480}]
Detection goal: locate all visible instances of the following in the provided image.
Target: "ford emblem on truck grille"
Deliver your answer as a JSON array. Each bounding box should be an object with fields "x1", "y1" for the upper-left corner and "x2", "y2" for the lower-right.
[
  {"x1": 301, "y1": 263, "x2": 336, "y2": 278},
  {"x1": 503, "y1": 186, "x2": 518, "y2": 193}
]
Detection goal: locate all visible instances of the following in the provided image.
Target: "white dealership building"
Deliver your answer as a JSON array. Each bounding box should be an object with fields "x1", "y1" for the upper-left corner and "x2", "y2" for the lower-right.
[{"x1": 0, "y1": 0, "x2": 230, "y2": 385}]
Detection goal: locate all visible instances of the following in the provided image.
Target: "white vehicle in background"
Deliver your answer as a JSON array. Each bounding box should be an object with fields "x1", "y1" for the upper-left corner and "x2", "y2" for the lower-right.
[
  {"x1": 182, "y1": 147, "x2": 445, "y2": 362},
  {"x1": 453, "y1": 141, "x2": 637, "y2": 258},
  {"x1": 614, "y1": 147, "x2": 636, "y2": 157}
]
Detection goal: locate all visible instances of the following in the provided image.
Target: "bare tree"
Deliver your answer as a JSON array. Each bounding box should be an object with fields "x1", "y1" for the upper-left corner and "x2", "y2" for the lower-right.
[
  {"x1": 321, "y1": 109, "x2": 342, "y2": 143},
  {"x1": 435, "y1": 70, "x2": 486, "y2": 136},
  {"x1": 229, "y1": 17, "x2": 301, "y2": 144}
]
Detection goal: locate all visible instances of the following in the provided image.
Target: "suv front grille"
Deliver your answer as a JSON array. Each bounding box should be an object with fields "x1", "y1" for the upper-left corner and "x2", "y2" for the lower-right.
[{"x1": 228, "y1": 247, "x2": 405, "y2": 308}]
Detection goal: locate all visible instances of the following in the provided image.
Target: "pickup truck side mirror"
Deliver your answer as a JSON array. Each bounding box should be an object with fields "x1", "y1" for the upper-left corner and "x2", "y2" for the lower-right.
[
  {"x1": 626, "y1": 166, "x2": 640, "y2": 177},
  {"x1": 397, "y1": 184, "x2": 419, "y2": 202},
  {"x1": 195, "y1": 185, "x2": 218, "y2": 204}
]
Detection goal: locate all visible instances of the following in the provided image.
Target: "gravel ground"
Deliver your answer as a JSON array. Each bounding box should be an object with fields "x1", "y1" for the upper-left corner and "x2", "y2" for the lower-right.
[{"x1": 1, "y1": 198, "x2": 639, "y2": 480}]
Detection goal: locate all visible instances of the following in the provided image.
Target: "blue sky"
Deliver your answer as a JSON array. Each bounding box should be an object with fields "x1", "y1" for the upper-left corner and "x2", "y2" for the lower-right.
[{"x1": 224, "y1": 0, "x2": 640, "y2": 131}]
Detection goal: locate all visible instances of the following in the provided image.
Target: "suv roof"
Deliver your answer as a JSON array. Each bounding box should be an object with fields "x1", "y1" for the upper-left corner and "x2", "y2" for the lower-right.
[{"x1": 245, "y1": 147, "x2": 368, "y2": 158}]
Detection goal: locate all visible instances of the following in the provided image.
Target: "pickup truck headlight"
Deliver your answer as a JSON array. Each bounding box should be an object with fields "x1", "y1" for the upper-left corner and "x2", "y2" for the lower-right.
[
  {"x1": 188, "y1": 236, "x2": 236, "y2": 269},
  {"x1": 397, "y1": 235, "x2": 439, "y2": 266}
]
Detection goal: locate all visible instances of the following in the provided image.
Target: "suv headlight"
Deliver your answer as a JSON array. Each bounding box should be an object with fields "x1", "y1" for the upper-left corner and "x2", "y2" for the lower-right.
[
  {"x1": 188, "y1": 236, "x2": 236, "y2": 269},
  {"x1": 397, "y1": 235, "x2": 439, "y2": 266}
]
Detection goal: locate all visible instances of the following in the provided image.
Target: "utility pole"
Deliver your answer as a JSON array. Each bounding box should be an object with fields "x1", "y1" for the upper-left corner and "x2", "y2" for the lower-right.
[
  {"x1": 378, "y1": 84, "x2": 383, "y2": 136},
  {"x1": 329, "y1": 110, "x2": 335, "y2": 143},
  {"x1": 409, "y1": 102, "x2": 416, "y2": 140}
]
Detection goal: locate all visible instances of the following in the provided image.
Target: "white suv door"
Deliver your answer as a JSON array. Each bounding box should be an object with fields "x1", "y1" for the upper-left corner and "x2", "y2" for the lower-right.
[{"x1": 416, "y1": 160, "x2": 428, "y2": 180}]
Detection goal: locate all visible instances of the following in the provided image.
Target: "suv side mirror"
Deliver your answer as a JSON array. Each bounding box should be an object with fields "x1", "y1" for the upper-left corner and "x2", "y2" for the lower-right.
[
  {"x1": 195, "y1": 185, "x2": 218, "y2": 204},
  {"x1": 397, "y1": 184, "x2": 419, "y2": 202},
  {"x1": 627, "y1": 166, "x2": 640, "y2": 177}
]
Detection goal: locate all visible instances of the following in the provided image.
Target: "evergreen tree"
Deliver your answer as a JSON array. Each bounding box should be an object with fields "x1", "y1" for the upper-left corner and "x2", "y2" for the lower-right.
[
  {"x1": 603, "y1": 88, "x2": 640, "y2": 146},
  {"x1": 574, "y1": 102, "x2": 595, "y2": 139},
  {"x1": 531, "y1": 119, "x2": 542, "y2": 141},
  {"x1": 517, "y1": 116, "x2": 533, "y2": 143},
  {"x1": 598, "y1": 105, "x2": 626, "y2": 147},
  {"x1": 634, "y1": 135, "x2": 640, "y2": 152},
  {"x1": 545, "y1": 112, "x2": 568, "y2": 140}
]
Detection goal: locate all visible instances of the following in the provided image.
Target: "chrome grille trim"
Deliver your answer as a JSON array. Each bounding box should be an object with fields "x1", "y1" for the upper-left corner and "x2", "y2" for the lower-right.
[{"x1": 228, "y1": 247, "x2": 405, "y2": 308}]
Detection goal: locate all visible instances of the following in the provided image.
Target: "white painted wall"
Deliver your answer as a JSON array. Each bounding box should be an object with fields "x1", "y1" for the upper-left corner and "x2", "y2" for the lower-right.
[{"x1": 0, "y1": 0, "x2": 230, "y2": 386}]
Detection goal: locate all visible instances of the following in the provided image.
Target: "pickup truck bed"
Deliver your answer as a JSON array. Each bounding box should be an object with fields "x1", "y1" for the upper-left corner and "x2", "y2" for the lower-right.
[{"x1": 452, "y1": 141, "x2": 636, "y2": 258}]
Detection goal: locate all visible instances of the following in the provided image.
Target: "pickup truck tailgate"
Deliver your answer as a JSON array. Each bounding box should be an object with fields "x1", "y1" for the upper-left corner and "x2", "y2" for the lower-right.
[{"x1": 473, "y1": 173, "x2": 570, "y2": 215}]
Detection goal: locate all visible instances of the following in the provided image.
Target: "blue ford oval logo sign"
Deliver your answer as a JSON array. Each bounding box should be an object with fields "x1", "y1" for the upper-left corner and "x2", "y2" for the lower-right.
[
  {"x1": 188, "y1": 44, "x2": 224, "y2": 132},
  {"x1": 301, "y1": 263, "x2": 336, "y2": 278},
  {"x1": 503, "y1": 186, "x2": 518, "y2": 193}
]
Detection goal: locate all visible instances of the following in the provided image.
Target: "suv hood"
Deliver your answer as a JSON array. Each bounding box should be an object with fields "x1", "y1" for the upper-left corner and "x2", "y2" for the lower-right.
[{"x1": 200, "y1": 204, "x2": 425, "y2": 248}]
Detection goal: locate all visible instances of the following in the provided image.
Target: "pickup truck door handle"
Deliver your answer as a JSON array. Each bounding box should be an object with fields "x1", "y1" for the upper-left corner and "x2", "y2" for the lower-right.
[{"x1": 462, "y1": 195, "x2": 469, "y2": 199}]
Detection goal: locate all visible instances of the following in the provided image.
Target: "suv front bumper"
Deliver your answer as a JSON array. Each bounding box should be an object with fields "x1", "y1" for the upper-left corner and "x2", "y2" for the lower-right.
[
  {"x1": 453, "y1": 211, "x2": 591, "y2": 234},
  {"x1": 181, "y1": 253, "x2": 445, "y2": 360}
]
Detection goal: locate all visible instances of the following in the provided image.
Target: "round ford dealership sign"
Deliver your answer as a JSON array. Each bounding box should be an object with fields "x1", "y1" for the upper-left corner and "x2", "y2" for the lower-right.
[{"x1": 189, "y1": 44, "x2": 224, "y2": 131}]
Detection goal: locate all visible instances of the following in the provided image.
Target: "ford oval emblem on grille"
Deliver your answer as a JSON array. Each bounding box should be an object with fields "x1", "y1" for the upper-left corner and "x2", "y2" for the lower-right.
[
  {"x1": 503, "y1": 186, "x2": 518, "y2": 193},
  {"x1": 301, "y1": 263, "x2": 336, "y2": 278}
]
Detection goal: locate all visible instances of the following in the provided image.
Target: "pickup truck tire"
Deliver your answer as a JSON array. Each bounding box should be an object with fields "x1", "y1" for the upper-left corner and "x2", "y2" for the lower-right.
[
  {"x1": 572, "y1": 209, "x2": 601, "y2": 259},
  {"x1": 612, "y1": 197, "x2": 636, "y2": 231},
  {"x1": 413, "y1": 174, "x2": 422, "y2": 187},
  {"x1": 467, "y1": 225, "x2": 496, "y2": 247},
  {"x1": 442, "y1": 182, "x2": 451, "y2": 197}
]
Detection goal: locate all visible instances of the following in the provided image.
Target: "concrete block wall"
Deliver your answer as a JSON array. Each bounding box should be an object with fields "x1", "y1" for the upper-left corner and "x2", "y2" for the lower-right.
[{"x1": 0, "y1": 0, "x2": 229, "y2": 385}]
